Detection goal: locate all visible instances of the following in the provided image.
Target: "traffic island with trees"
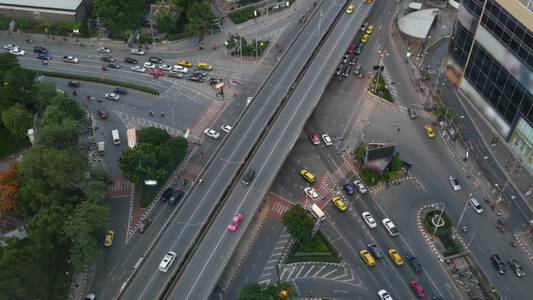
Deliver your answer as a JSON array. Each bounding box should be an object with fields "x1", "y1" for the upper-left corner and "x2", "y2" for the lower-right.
[
  {"x1": 0, "y1": 53, "x2": 112, "y2": 298},
  {"x1": 281, "y1": 204, "x2": 342, "y2": 264}
]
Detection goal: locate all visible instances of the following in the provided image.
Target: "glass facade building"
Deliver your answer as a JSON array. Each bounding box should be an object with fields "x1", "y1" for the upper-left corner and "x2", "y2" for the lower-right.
[{"x1": 448, "y1": 0, "x2": 533, "y2": 166}]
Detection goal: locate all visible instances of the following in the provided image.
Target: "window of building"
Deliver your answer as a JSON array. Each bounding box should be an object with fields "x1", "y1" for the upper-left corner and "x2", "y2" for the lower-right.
[
  {"x1": 496, "y1": 72, "x2": 507, "y2": 91},
  {"x1": 504, "y1": 103, "x2": 517, "y2": 123},
  {"x1": 493, "y1": 24, "x2": 503, "y2": 38},
  {"x1": 524, "y1": 33, "x2": 533, "y2": 49},
  {"x1": 514, "y1": 25, "x2": 525, "y2": 42},
  {"x1": 509, "y1": 39, "x2": 520, "y2": 53},
  {"x1": 484, "y1": 16, "x2": 495, "y2": 31},
  {"x1": 497, "y1": 9, "x2": 508, "y2": 26},
  {"x1": 505, "y1": 17, "x2": 516, "y2": 34}
]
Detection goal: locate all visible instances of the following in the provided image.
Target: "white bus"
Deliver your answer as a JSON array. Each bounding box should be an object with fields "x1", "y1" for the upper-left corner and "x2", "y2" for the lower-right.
[
  {"x1": 112, "y1": 130, "x2": 121, "y2": 145},
  {"x1": 127, "y1": 129, "x2": 137, "y2": 149},
  {"x1": 311, "y1": 204, "x2": 325, "y2": 221}
]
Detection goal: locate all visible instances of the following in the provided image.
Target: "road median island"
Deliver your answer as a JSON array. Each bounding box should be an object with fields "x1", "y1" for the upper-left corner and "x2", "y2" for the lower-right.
[
  {"x1": 33, "y1": 70, "x2": 160, "y2": 95},
  {"x1": 284, "y1": 230, "x2": 342, "y2": 264}
]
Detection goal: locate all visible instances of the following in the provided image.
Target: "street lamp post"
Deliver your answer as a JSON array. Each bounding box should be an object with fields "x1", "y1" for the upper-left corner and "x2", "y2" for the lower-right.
[
  {"x1": 372, "y1": 50, "x2": 388, "y2": 93},
  {"x1": 431, "y1": 203, "x2": 445, "y2": 240},
  {"x1": 455, "y1": 193, "x2": 472, "y2": 233},
  {"x1": 254, "y1": 10, "x2": 258, "y2": 60}
]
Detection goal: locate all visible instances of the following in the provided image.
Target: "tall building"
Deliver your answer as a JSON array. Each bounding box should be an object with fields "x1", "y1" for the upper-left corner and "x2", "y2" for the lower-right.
[{"x1": 448, "y1": 0, "x2": 533, "y2": 167}]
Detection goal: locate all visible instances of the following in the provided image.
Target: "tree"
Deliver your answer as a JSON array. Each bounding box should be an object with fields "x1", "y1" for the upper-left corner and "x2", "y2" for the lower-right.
[
  {"x1": 155, "y1": 11, "x2": 175, "y2": 33},
  {"x1": 0, "y1": 54, "x2": 36, "y2": 111},
  {"x1": 353, "y1": 142, "x2": 367, "y2": 164},
  {"x1": 92, "y1": 0, "x2": 149, "y2": 37},
  {"x1": 281, "y1": 204, "x2": 314, "y2": 247},
  {"x1": 118, "y1": 142, "x2": 173, "y2": 183},
  {"x1": 238, "y1": 280, "x2": 295, "y2": 300},
  {"x1": 63, "y1": 201, "x2": 109, "y2": 271},
  {"x1": 34, "y1": 119, "x2": 80, "y2": 149},
  {"x1": 0, "y1": 162, "x2": 19, "y2": 213},
  {"x1": 137, "y1": 127, "x2": 171, "y2": 146},
  {"x1": 1, "y1": 103, "x2": 33, "y2": 140},
  {"x1": 184, "y1": 1, "x2": 215, "y2": 44},
  {"x1": 163, "y1": 136, "x2": 188, "y2": 164},
  {"x1": 14, "y1": 18, "x2": 30, "y2": 31}
]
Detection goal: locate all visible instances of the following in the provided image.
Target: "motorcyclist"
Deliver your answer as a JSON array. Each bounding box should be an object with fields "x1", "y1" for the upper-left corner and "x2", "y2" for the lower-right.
[
  {"x1": 149, "y1": 111, "x2": 154, "y2": 116},
  {"x1": 462, "y1": 226, "x2": 467, "y2": 232},
  {"x1": 87, "y1": 95, "x2": 92, "y2": 100},
  {"x1": 73, "y1": 91, "x2": 78, "y2": 96},
  {"x1": 42, "y1": 60, "x2": 48, "y2": 65}
]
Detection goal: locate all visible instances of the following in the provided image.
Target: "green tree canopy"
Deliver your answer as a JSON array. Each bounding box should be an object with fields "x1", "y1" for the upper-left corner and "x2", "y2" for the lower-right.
[
  {"x1": 92, "y1": 0, "x2": 149, "y2": 37},
  {"x1": 35, "y1": 119, "x2": 81, "y2": 149},
  {"x1": 354, "y1": 142, "x2": 367, "y2": 163},
  {"x1": 137, "y1": 126, "x2": 171, "y2": 146},
  {"x1": 118, "y1": 141, "x2": 173, "y2": 183},
  {"x1": 184, "y1": 1, "x2": 215, "y2": 43},
  {"x1": 238, "y1": 280, "x2": 295, "y2": 300},
  {"x1": 0, "y1": 54, "x2": 36, "y2": 111},
  {"x1": 1, "y1": 102, "x2": 33, "y2": 140},
  {"x1": 281, "y1": 204, "x2": 314, "y2": 247}
]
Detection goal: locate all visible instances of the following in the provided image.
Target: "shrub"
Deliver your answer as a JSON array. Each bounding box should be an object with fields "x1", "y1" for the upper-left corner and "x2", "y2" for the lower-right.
[{"x1": 229, "y1": 7, "x2": 260, "y2": 24}]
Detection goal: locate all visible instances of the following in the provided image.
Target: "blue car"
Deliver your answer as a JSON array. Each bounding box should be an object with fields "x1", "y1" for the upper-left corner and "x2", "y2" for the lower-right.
[
  {"x1": 37, "y1": 53, "x2": 51, "y2": 60},
  {"x1": 113, "y1": 88, "x2": 127, "y2": 95},
  {"x1": 343, "y1": 183, "x2": 354, "y2": 195}
]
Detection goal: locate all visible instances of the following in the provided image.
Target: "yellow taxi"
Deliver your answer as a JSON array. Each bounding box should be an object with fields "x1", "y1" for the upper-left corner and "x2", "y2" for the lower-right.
[
  {"x1": 363, "y1": 0, "x2": 372, "y2": 3},
  {"x1": 360, "y1": 250, "x2": 376, "y2": 266},
  {"x1": 332, "y1": 197, "x2": 347, "y2": 211},
  {"x1": 178, "y1": 60, "x2": 192, "y2": 67},
  {"x1": 361, "y1": 34, "x2": 369, "y2": 43},
  {"x1": 366, "y1": 25, "x2": 374, "y2": 34},
  {"x1": 424, "y1": 125, "x2": 436, "y2": 138},
  {"x1": 346, "y1": 5, "x2": 354, "y2": 14},
  {"x1": 104, "y1": 230, "x2": 114, "y2": 247},
  {"x1": 389, "y1": 249, "x2": 403, "y2": 265},
  {"x1": 300, "y1": 170, "x2": 316, "y2": 183},
  {"x1": 198, "y1": 62, "x2": 213, "y2": 70}
]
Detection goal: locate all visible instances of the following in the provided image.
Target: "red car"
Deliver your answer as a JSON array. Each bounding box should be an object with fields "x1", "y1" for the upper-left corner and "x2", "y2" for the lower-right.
[
  {"x1": 346, "y1": 44, "x2": 356, "y2": 54},
  {"x1": 150, "y1": 68, "x2": 164, "y2": 77},
  {"x1": 309, "y1": 132, "x2": 320, "y2": 145},
  {"x1": 410, "y1": 280, "x2": 426, "y2": 298},
  {"x1": 228, "y1": 213, "x2": 242, "y2": 231}
]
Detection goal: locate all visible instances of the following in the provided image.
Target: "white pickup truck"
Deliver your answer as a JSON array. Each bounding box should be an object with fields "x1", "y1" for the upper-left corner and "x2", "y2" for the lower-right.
[
  {"x1": 382, "y1": 218, "x2": 399, "y2": 236},
  {"x1": 62, "y1": 56, "x2": 79, "y2": 63}
]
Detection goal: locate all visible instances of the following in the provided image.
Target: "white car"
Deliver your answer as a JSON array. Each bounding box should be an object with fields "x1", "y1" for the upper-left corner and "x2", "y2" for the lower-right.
[
  {"x1": 322, "y1": 134, "x2": 332, "y2": 146},
  {"x1": 159, "y1": 251, "x2": 177, "y2": 272},
  {"x1": 159, "y1": 64, "x2": 172, "y2": 71},
  {"x1": 378, "y1": 289, "x2": 393, "y2": 300},
  {"x1": 354, "y1": 180, "x2": 367, "y2": 194},
  {"x1": 449, "y1": 175, "x2": 461, "y2": 191},
  {"x1": 362, "y1": 212, "x2": 377, "y2": 228},
  {"x1": 246, "y1": 97, "x2": 253, "y2": 106},
  {"x1": 144, "y1": 62, "x2": 156, "y2": 69},
  {"x1": 130, "y1": 48, "x2": 145, "y2": 55},
  {"x1": 84, "y1": 294, "x2": 96, "y2": 300},
  {"x1": 204, "y1": 128, "x2": 220, "y2": 139},
  {"x1": 10, "y1": 48, "x2": 25, "y2": 55},
  {"x1": 304, "y1": 187, "x2": 319, "y2": 200},
  {"x1": 4, "y1": 44, "x2": 17, "y2": 50},
  {"x1": 105, "y1": 93, "x2": 120, "y2": 101},
  {"x1": 97, "y1": 46, "x2": 111, "y2": 53},
  {"x1": 131, "y1": 65, "x2": 146, "y2": 73},
  {"x1": 221, "y1": 124, "x2": 232, "y2": 133},
  {"x1": 172, "y1": 65, "x2": 188, "y2": 73}
]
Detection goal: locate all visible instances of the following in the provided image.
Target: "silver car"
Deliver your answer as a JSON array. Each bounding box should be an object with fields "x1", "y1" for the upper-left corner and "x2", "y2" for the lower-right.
[{"x1": 449, "y1": 176, "x2": 461, "y2": 191}]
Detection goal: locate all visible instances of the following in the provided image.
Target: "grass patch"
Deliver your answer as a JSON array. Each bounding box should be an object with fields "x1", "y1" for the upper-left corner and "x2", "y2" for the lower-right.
[
  {"x1": 0, "y1": 126, "x2": 29, "y2": 159},
  {"x1": 139, "y1": 170, "x2": 176, "y2": 208},
  {"x1": 229, "y1": 7, "x2": 261, "y2": 24},
  {"x1": 285, "y1": 230, "x2": 342, "y2": 264},
  {"x1": 35, "y1": 70, "x2": 159, "y2": 95},
  {"x1": 369, "y1": 72, "x2": 393, "y2": 102}
]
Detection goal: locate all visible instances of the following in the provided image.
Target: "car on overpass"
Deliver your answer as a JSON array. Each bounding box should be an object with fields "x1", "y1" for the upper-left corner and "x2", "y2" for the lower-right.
[
  {"x1": 228, "y1": 213, "x2": 242, "y2": 231},
  {"x1": 346, "y1": 5, "x2": 354, "y2": 14}
]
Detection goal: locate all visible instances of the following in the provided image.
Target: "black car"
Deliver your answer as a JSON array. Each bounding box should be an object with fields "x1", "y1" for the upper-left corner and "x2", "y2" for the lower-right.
[
  {"x1": 406, "y1": 255, "x2": 423, "y2": 272},
  {"x1": 161, "y1": 187, "x2": 173, "y2": 202},
  {"x1": 508, "y1": 258, "x2": 525, "y2": 277},
  {"x1": 335, "y1": 63, "x2": 344, "y2": 76},
  {"x1": 189, "y1": 75, "x2": 203, "y2": 82},
  {"x1": 408, "y1": 107, "x2": 417, "y2": 119},
  {"x1": 108, "y1": 62, "x2": 121, "y2": 69},
  {"x1": 353, "y1": 65, "x2": 362, "y2": 75},
  {"x1": 113, "y1": 88, "x2": 128, "y2": 95},
  {"x1": 168, "y1": 190, "x2": 184, "y2": 206},
  {"x1": 193, "y1": 70, "x2": 207, "y2": 77},
  {"x1": 149, "y1": 56, "x2": 162, "y2": 64},
  {"x1": 356, "y1": 42, "x2": 364, "y2": 54},
  {"x1": 137, "y1": 218, "x2": 151, "y2": 233},
  {"x1": 242, "y1": 169, "x2": 256, "y2": 185},
  {"x1": 67, "y1": 80, "x2": 80, "y2": 87},
  {"x1": 367, "y1": 243, "x2": 384, "y2": 259},
  {"x1": 490, "y1": 254, "x2": 507, "y2": 274},
  {"x1": 101, "y1": 55, "x2": 114, "y2": 62},
  {"x1": 342, "y1": 66, "x2": 351, "y2": 77},
  {"x1": 97, "y1": 108, "x2": 108, "y2": 119},
  {"x1": 33, "y1": 46, "x2": 47, "y2": 53},
  {"x1": 124, "y1": 57, "x2": 137, "y2": 64},
  {"x1": 349, "y1": 55, "x2": 358, "y2": 66}
]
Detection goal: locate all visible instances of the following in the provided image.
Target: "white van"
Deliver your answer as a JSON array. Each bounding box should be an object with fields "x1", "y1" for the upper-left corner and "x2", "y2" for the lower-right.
[
  {"x1": 159, "y1": 251, "x2": 177, "y2": 272},
  {"x1": 470, "y1": 198, "x2": 483, "y2": 213},
  {"x1": 310, "y1": 204, "x2": 325, "y2": 221},
  {"x1": 97, "y1": 141, "x2": 105, "y2": 155},
  {"x1": 112, "y1": 130, "x2": 121, "y2": 145}
]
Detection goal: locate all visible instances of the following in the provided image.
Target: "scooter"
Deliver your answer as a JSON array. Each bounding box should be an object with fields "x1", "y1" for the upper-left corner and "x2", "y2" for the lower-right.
[
  {"x1": 149, "y1": 111, "x2": 154, "y2": 116},
  {"x1": 26, "y1": 39, "x2": 32, "y2": 43},
  {"x1": 511, "y1": 241, "x2": 517, "y2": 248},
  {"x1": 42, "y1": 60, "x2": 48, "y2": 65},
  {"x1": 87, "y1": 95, "x2": 94, "y2": 100},
  {"x1": 97, "y1": 98, "x2": 103, "y2": 102},
  {"x1": 102, "y1": 66, "x2": 108, "y2": 71},
  {"x1": 462, "y1": 226, "x2": 467, "y2": 233},
  {"x1": 73, "y1": 91, "x2": 78, "y2": 96}
]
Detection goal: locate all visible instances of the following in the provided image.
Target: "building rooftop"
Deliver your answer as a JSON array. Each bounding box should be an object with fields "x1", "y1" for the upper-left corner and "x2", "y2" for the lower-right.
[
  {"x1": 0, "y1": 0, "x2": 82, "y2": 11},
  {"x1": 397, "y1": 8, "x2": 438, "y2": 39}
]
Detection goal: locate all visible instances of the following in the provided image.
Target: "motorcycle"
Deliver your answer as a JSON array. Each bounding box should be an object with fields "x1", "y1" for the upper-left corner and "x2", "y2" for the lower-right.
[
  {"x1": 149, "y1": 111, "x2": 154, "y2": 116},
  {"x1": 213, "y1": 45, "x2": 217, "y2": 50},
  {"x1": 462, "y1": 226, "x2": 467, "y2": 233},
  {"x1": 42, "y1": 60, "x2": 48, "y2": 65},
  {"x1": 102, "y1": 66, "x2": 108, "y2": 71},
  {"x1": 80, "y1": 43, "x2": 85, "y2": 47},
  {"x1": 26, "y1": 39, "x2": 32, "y2": 43},
  {"x1": 87, "y1": 95, "x2": 94, "y2": 100},
  {"x1": 73, "y1": 91, "x2": 78, "y2": 96},
  {"x1": 511, "y1": 241, "x2": 517, "y2": 248},
  {"x1": 494, "y1": 219, "x2": 505, "y2": 233},
  {"x1": 97, "y1": 98, "x2": 103, "y2": 102}
]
